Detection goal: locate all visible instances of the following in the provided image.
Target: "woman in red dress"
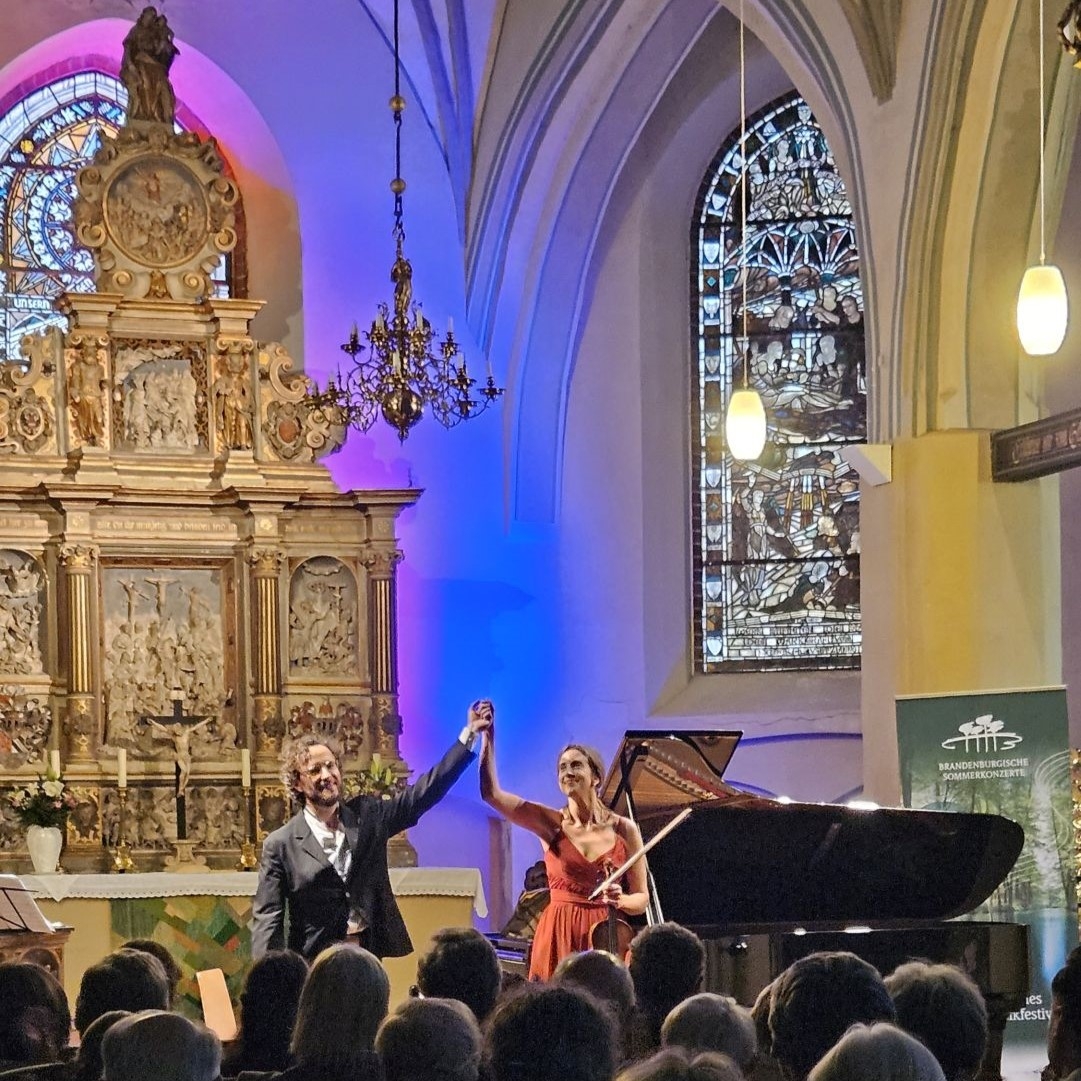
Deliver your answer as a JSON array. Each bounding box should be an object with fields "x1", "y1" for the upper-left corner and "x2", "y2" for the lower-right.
[{"x1": 476, "y1": 701, "x2": 649, "y2": 981}]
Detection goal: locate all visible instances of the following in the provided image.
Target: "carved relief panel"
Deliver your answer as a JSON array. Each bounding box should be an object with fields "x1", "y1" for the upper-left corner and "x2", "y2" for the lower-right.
[
  {"x1": 288, "y1": 557, "x2": 359, "y2": 680},
  {"x1": 111, "y1": 338, "x2": 208, "y2": 451},
  {"x1": 0, "y1": 551, "x2": 46, "y2": 677},
  {"x1": 99, "y1": 561, "x2": 235, "y2": 759}
]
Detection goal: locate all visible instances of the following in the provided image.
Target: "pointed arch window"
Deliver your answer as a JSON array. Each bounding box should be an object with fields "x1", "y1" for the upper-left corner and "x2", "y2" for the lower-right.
[
  {"x1": 691, "y1": 93, "x2": 866, "y2": 672},
  {"x1": 0, "y1": 70, "x2": 242, "y2": 359}
]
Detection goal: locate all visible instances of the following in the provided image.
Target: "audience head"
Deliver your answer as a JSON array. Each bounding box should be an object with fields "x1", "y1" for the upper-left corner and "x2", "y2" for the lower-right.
[
  {"x1": 416, "y1": 927, "x2": 501, "y2": 1022},
  {"x1": 233, "y1": 948, "x2": 308, "y2": 1071},
  {"x1": 102, "y1": 1010, "x2": 220, "y2": 1081},
  {"x1": 662, "y1": 993, "x2": 757, "y2": 1070},
  {"x1": 807, "y1": 1022, "x2": 945, "y2": 1081},
  {"x1": 0, "y1": 961, "x2": 72, "y2": 1066},
  {"x1": 486, "y1": 984, "x2": 616, "y2": 1081},
  {"x1": 628, "y1": 923, "x2": 706, "y2": 1024},
  {"x1": 1050, "y1": 956, "x2": 1081, "y2": 1078},
  {"x1": 74, "y1": 1010, "x2": 131, "y2": 1081},
  {"x1": 617, "y1": 1048, "x2": 743, "y2": 1081},
  {"x1": 554, "y1": 950, "x2": 635, "y2": 1025},
  {"x1": 74, "y1": 949, "x2": 170, "y2": 1034},
  {"x1": 122, "y1": 939, "x2": 181, "y2": 1006},
  {"x1": 885, "y1": 961, "x2": 987, "y2": 1081},
  {"x1": 377, "y1": 997, "x2": 481, "y2": 1081},
  {"x1": 292, "y1": 943, "x2": 389, "y2": 1071},
  {"x1": 752, "y1": 981, "x2": 776, "y2": 1056},
  {"x1": 768, "y1": 951, "x2": 896, "y2": 1081}
]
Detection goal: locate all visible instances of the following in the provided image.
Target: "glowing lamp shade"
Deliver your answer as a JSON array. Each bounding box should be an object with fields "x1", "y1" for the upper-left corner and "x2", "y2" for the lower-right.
[
  {"x1": 1017, "y1": 264, "x2": 1068, "y2": 356},
  {"x1": 725, "y1": 388, "x2": 767, "y2": 460}
]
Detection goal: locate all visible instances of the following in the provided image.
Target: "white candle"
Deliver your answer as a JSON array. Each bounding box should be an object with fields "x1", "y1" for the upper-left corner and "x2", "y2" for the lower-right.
[
  {"x1": 241, "y1": 748, "x2": 251, "y2": 788},
  {"x1": 446, "y1": 317, "x2": 454, "y2": 336},
  {"x1": 372, "y1": 752, "x2": 381, "y2": 769},
  {"x1": 49, "y1": 750, "x2": 60, "y2": 778},
  {"x1": 117, "y1": 748, "x2": 127, "y2": 789}
]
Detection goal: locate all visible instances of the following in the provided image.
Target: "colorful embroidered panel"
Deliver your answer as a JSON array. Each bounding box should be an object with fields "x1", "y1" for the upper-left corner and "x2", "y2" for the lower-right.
[
  {"x1": 0, "y1": 72, "x2": 230, "y2": 360},
  {"x1": 692, "y1": 94, "x2": 866, "y2": 672}
]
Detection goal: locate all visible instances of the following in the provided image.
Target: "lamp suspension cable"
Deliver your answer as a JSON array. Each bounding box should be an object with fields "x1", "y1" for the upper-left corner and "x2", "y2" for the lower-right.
[
  {"x1": 739, "y1": 0, "x2": 749, "y2": 386},
  {"x1": 1016, "y1": 0, "x2": 1069, "y2": 356},
  {"x1": 724, "y1": 0, "x2": 767, "y2": 461}
]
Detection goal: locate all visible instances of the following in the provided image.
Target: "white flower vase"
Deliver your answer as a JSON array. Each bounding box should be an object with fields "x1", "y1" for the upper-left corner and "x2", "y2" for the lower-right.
[{"x1": 26, "y1": 824, "x2": 63, "y2": 874}]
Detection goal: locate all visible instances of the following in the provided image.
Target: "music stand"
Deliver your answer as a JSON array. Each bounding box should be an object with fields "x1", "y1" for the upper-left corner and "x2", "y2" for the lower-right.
[{"x1": 0, "y1": 875, "x2": 55, "y2": 933}]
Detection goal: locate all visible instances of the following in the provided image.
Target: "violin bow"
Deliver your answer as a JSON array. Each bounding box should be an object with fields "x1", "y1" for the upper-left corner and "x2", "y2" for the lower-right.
[{"x1": 587, "y1": 806, "x2": 693, "y2": 901}]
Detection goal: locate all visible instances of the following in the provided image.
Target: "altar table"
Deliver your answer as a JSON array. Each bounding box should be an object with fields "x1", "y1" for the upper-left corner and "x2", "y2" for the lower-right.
[{"x1": 24, "y1": 868, "x2": 487, "y2": 1013}]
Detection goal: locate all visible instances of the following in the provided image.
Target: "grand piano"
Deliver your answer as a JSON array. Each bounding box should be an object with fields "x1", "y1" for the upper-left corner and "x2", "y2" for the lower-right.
[{"x1": 597, "y1": 730, "x2": 1029, "y2": 1081}]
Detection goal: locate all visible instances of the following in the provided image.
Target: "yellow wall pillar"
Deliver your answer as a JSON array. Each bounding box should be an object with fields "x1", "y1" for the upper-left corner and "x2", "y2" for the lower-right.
[{"x1": 860, "y1": 431, "x2": 1061, "y2": 802}]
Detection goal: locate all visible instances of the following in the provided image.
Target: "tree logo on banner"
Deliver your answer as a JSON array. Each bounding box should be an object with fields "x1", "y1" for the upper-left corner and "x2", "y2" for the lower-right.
[{"x1": 940, "y1": 714, "x2": 1023, "y2": 753}]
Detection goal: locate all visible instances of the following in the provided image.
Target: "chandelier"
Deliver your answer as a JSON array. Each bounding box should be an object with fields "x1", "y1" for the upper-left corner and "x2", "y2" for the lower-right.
[{"x1": 307, "y1": 0, "x2": 502, "y2": 442}]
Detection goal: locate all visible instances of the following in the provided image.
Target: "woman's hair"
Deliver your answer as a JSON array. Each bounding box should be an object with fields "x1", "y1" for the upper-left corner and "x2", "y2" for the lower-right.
[
  {"x1": 280, "y1": 734, "x2": 343, "y2": 799},
  {"x1": 74, "y1": 1010, "x2": 131, "y2": 1081},
  {"x1": 291, "y1": 944, "x2": 390, "y2": 1072},
  {"x1": 557, "y1": 743, "x2": 614, "y2": 827},
  {"x1": 617, "y1": 1048, "x2": 744, "y2": 1081},
  {"x1": 661, "y1": 993, "x2": 757, "y2": 1069},
  {"x1": 884, "y1": 962, "x2": 987, "y2": 1081},
  {"x1": 233, "y1": 949, "x2": 309, "y2": 1072},
  {"x1": 376, "y1": 997, "x2": 481, "y2": 1081},
  {"x1": 807, "y1": 1023, "x2": 946, "y2": 1081},
  {"x1": 0, "y1": 961, "x2": 72, "y2": 1066}
]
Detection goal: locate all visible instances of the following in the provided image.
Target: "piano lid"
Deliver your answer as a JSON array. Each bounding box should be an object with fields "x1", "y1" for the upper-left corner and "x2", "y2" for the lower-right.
[
  {"x1": 601, "y1": 730, "x2": 1025, "y2": 929},
  {"x1": 600, "y1": 730, "x2": 748, "y2": 818}
]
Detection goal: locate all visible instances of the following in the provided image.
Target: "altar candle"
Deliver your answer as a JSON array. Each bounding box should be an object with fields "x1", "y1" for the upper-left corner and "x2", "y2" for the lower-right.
[
  {"x1": 241, "y1": 748, "x2": 251, "y2": 788},
  {"x1": 117, "y1": 748, "x2": 127, "y2": 789},
  {"x1": 49, "y1": 750, "x2": 60, "y2": 778}
]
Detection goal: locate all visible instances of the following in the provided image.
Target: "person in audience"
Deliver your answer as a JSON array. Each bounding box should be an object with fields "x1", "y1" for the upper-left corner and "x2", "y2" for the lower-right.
[
  {"x1": 616, "y1": 1048, "x2": 743, "y2": 1081},
  {"x1": 479, "y1": 706, "x2": 649, "y2": 980},
  {"x1": 101, "y1": 1010, "x2": 220, "y2": 1081},
  {"x1": 768, "y1": 952, "x2": 896, "y2": 1081},
  {"x1": 415, "y1": 928, "x2": 501, "y2": 1022},
  {"x1": 747, "y1": 983, "x2": 785, "y2": 1081},
  {"x1": 0, "y1": 962, "x2": 72, "y2": 1071},
  {"x1": 553, "y1": 951, "x2": 636, "y2": 1062},
  {"x1": 626, "y1": 924, "x2": 706, "y2": 1058},
  {"x1": 376, "y1": 998, "x2": 481, "y2": 1081},
  {"x1": 884, "y1": 961, "x2": 987, "y2": 1081},
  {"x1": 221, "y1": 949, "x2": 308, "y2": 1077},
  {"x1": 661, "y1": 993, "x2": 757, "y2": 1072},
  {"x1": 806, "y1": 1023, "x2": 945, "y2": 1081},
  {"x1": 285, "y1": 943, "x2": 388, "y2": 1081},
  {"x1": 74, "y1": 950, "x2": 170, "y2": 1036},
  {"x1": 122, "y1": 939, "x2": 181, "y2": 1007},
  {"x1": 486, "y1": 984, "x2": 616, "y2": 1081},
  {"x1": 252, "y1": 705, "x2": 490, "y2": 961},
  {"x1": 1048, "y1": 954, "x2": 1081, "y2": 1081},
  {"x1": 73, "y1": 1011, "x2": 130, "y2": 1081}
]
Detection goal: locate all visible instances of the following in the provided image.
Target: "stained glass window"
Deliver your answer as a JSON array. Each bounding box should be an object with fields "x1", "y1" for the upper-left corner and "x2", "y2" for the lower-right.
[
  {"x1": 692, "y1": 93, "x2": 866, "y2": 672},
  {"x1": 0, "y1": 71, "x2": 233, "y2": 360}
]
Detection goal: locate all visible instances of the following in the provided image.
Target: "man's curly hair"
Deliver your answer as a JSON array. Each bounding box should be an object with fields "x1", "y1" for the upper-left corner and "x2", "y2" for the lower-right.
[{"x1": 280, "y1": 734, "x2": 344, "y2": 801}]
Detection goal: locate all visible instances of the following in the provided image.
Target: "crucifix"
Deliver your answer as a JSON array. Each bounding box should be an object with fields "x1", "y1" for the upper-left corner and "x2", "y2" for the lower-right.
[{"x1": 141, "y1": 687, "x2": 212, "y2": 841}]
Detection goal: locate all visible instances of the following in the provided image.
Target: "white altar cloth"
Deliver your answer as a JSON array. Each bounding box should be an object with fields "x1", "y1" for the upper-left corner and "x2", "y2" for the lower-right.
[{"x1": 22, "y1": 867, "x2": 487, "y2": 916}]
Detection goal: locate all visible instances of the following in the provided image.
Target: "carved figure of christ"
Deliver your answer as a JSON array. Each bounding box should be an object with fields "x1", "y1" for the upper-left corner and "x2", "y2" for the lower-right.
[{"x1": 143, "y1": 696, "x2": 212, "y2": 841}]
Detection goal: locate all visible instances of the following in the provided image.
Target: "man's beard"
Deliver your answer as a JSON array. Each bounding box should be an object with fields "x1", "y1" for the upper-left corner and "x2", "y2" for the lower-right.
[{"x1": 309, "y1": 783, "x2": 339, "y2": 808}]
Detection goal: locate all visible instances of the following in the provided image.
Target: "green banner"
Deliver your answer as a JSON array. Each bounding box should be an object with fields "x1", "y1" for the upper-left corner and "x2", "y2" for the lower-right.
[{"x1": 896, "y1": 688, "x2": 1075, "y2": 1053}]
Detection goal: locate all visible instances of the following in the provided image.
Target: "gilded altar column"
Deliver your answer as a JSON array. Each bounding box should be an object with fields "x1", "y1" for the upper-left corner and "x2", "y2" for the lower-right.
[
  {"x1": 248, "y1": 547, "x2": 284, "y2": 758},
  {"x1": 60, "y1": 543, "x2": 98, "y2": 761},
  {"x1": 364, "y1": 547, "x2": 404, "y2": 761}
]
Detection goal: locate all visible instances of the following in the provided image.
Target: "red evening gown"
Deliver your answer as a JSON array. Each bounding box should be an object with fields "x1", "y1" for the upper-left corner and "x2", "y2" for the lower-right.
[{"x1": 528, "y1": 830, "x2": 629, "y2": 981}]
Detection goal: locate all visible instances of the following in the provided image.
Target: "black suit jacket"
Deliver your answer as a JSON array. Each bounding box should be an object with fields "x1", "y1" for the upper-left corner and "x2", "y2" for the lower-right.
[{"x1": 250, "y1": 739, "x2": 474, "y2": 960}]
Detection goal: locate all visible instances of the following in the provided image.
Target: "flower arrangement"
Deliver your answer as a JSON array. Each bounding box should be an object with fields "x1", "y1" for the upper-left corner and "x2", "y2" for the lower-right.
[
  {"x1": 8, "y1": 772, "x2": 77, "y2": 829},
  {"x1": 345, "y1": 753, "x2": 406, "y2": 800}
]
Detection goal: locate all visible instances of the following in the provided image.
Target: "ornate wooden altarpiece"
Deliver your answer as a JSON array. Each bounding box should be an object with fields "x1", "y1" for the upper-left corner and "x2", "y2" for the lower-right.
[{"x1": 0, "y1": 18, "x2": 418, "y2": 870}]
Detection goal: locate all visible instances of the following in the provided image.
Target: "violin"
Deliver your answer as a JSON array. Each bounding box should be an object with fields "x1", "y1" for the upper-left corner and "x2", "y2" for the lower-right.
[{"x1": 589, "y1": 857, "x2": 634, "y2": 957}]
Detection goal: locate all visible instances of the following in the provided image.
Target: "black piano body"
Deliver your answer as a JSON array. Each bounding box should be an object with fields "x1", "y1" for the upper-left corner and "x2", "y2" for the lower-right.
[{"x1": 600, "y1": 730, "x2": 1029, "y2": 1081}]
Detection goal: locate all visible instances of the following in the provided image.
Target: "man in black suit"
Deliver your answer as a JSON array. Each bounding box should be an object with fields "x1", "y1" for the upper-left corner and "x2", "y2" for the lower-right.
[{"x1": 251, "y1": 703, "x2": 491, "y2": 960}]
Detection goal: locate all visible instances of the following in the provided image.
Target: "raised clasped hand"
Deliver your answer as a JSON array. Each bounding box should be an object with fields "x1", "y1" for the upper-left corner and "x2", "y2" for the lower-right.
[{"x1": 468, "y1": 698, "x2": 494, "y2": 733}]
